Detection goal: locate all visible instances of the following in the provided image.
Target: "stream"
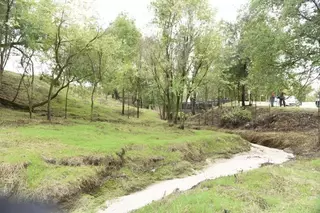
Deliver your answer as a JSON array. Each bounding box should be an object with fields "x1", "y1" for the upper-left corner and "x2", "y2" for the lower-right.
[{"x1": 98, "y1": 144, "x2": 294, "y2": 213}]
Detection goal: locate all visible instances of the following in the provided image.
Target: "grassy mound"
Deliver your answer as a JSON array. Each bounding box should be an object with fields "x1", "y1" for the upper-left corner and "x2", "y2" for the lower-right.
[{"x1": 136, "y1": 159, "x2": 320, "y2": 213}]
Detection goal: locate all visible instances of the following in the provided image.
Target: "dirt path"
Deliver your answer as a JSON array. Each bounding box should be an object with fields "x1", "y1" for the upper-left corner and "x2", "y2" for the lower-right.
[{"x1": 98, "y1": 144, "x2": 294, "y2": 213}]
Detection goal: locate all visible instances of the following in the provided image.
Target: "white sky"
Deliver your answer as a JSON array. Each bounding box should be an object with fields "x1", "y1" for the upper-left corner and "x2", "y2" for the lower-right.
[{"x1": 93, "y1": 0, "x2": 248, "y2": 34}]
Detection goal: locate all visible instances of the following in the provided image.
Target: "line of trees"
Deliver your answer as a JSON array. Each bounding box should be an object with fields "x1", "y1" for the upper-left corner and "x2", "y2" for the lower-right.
[{"x1": 0, "y1": 0, "x2": 318, "y2": 123}]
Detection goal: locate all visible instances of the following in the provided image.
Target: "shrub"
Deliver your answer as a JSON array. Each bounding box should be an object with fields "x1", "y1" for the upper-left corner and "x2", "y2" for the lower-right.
[{"x1": 221, "y1": 107, "x2": 252, "y2": 128}]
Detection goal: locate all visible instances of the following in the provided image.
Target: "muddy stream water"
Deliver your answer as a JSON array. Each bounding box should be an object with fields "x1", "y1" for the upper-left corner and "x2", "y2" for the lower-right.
[{"x1": 99, "y1": 144, "x2": 294, "y2": 213}]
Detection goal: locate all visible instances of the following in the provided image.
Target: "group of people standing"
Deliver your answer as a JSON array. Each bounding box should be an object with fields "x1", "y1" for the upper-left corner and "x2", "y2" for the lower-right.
[{"x1": 270, "y1": 91, "x2": 286, "y2": 107}]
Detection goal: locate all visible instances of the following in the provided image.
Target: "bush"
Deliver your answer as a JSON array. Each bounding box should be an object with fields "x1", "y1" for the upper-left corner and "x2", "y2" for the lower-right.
[{"x1": 221, "y1": 107, "x2": 252, "y2": 128}]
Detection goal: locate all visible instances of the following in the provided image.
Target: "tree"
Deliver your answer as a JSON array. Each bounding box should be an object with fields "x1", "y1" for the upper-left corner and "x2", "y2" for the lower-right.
[
  {"x1": 86, "y1": 34, "x2": 120, "y2": 121},
  {"x1": 245, "y1": 0, "x2": 320, "y2": 98},
  {"x1": 19, "y1": 49, "x2": 35, "y2": 118},
  {"x1": 0, "y1": 0, "x2": 29, "y2": 86},
  {"x1": 40, "y1": 3, "x2": 102, "y2": 121},
  {"x1": 108, "y1": 14, "x2": 141, "y2": 116},
  {"x1": 150, "y1": 0, "x2": 220, "y2": 122}
]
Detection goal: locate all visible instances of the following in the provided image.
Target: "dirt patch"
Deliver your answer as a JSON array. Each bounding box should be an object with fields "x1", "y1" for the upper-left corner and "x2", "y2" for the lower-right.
[
  {"x1": 245, "y1": 111, "x2": 318, "y2": 132},
  {"x1": 188, "y1": 107, "x2": 319, "y2": 132},
  {"x1": 234, "y1": 130, "x2": 319, "y2": 156},
  {"x1": 42, "y1": 155, "x2": 122, "y2": 167}
]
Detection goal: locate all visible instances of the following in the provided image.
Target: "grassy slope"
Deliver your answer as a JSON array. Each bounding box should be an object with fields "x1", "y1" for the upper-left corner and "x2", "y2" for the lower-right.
[
  {"x1": 136, "y1": 159, "x2": 320, "y2": 213},
  {"x1": 0, "y1": 71, "x2": 250, "y2": 212}
]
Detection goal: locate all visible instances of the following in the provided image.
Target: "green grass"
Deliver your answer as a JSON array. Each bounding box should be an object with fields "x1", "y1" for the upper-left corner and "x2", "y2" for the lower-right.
[
  {"x1": 0, "y1": 120, "x2": 250, "y2": 211},
  {"x1": 0, "y1": 77, "x2": 250, "y2": 213},
  {"x1": 136, "y1": 159, "x2": 320, "y2": 213}
]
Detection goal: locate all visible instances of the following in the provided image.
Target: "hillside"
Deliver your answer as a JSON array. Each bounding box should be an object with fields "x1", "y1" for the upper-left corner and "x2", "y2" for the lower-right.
[{"x1": 0, "y1": 71, "x2": 50, "y2": 108}]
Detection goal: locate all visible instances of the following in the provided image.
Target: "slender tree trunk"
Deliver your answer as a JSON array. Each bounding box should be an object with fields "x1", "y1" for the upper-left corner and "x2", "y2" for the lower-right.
[
  {"x1": 136, "y1": 92, "x2": 140, "y2": 119},
  {"x1": 237, "y1": 82, "x2": 240, "y2": 106},
  {"x1": 29, "y1": 72, "x2": 35, "y2": 119},
  {"x1": 166, "y1": 89, "x2": 172, "y2": 121},
  {"x1": 217, "y1": 88, "x2": 221, "y2": 108},
  {"x1": 64, "y1": 83, "x2": 70, "y2": 119},
  {"x1": 91, "y1": 83, "x2": 97, "y2": 121},
  {"x1": 0, "y1": 68, "x2": 3, "y2": 89},
  {"x1": 162, "y1": 102, "x2": 166, "y2": 120},
  {"x1": 122, "y1": 88, "x2": 125, "y2": 115},
  {"x1": 191, "y1": 92, "x2": 196, "y2": 115},
  {"x1": 47, "y1": 73, "x2": 55, "y2": 121},
  {"x1": 12, "y1": 73, "x2": 26, "y2": 103},
  {"x1": 127, "y1": 94, "x2": 130, "y2": 119},
  {"x1": 174, "y1": 95, "x2": 180, "y2": 124},
  {"x1": 241, "y1": 84, "x2": 246, "y2": 107},
  {"x1": 137, "y1": 99, "x2": 140, "y2": 118},
  {"x1": 204, "y1": 85, "x2": 208, "y2": 125},
  {"x1": 318, "y1": 93, "x2": 320, "y2": 147}
]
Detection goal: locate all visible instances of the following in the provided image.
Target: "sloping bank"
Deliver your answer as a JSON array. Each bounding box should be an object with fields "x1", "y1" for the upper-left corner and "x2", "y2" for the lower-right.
[{"x1": 99, "y1": 144, "x2": 294, "y2": 213}]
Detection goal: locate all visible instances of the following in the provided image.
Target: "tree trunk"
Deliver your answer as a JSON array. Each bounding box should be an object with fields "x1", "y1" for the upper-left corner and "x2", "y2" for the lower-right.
[
  {"x1": 318, "y1": 93, "x2": 320, "y2": 147},
  {"x1": 241, "y1": 84, "x2": 246, "y2": 107},
  {"x1": 12, "y1": 73, "x2": 26, "y2": 103},
  {"x1": 91, "y1": 83, "x2": 97, "y2": 121},
  {"x1": 174, "y1": 95, "x2": 180, "y2": 124},
  {"x1": 0, "y1": 66, "x2": 4, "y2": 90},
  {"x1": 113, "y1": 89, "x2": 120, "y2": 100},
  {"x1": 204, "y1": 85, "x2": 208, "y2": 125},
  {"x1": 166, "y1": 89, "x2": 172, "y2": 122},
  {"x1": 136, "y1": 92, "x2": 140, "y2": 119},
  {"x1": 47, "y1": 77, "x2": 54, "y2": 121},
  {"x1": 191, "y1": 92, "x2": 196, "y2": 115},
  {"x1": 64, "y1": 83, "x2": 70, "y2": 119},
  {"x1": 127, "y1": 94, "x2": 130, "y2": 119},
  {"x1": 122, "y1": 88, "x2": 125, "y2": 115},
  {"x1": 162, "y1": 103, "x2": 166, "y2": 120},
  {"x1": 137, "y1": 99, "x2": 140, "y2": 118}
]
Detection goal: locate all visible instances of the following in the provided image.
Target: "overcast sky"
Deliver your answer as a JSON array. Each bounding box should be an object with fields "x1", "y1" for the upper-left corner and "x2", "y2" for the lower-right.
[{"x1": 93, "y1": 0, "x2": 248, "y2": 33}]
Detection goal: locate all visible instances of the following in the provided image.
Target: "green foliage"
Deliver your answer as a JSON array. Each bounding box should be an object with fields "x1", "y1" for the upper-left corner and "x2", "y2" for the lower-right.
[{"x1": 221, "y1": 107, "x2": 252, "y2": 127}]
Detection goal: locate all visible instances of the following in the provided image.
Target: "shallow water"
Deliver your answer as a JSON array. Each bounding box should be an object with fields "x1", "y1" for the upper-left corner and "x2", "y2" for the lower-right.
[{"x1": 99, "y1": 144, "x2": 294, "y2": 213}]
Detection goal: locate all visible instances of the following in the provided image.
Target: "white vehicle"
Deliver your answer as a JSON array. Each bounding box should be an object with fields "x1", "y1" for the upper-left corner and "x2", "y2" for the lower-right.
[{"x1": 285, "y1": 96, "x2": 301, "y2": 106}]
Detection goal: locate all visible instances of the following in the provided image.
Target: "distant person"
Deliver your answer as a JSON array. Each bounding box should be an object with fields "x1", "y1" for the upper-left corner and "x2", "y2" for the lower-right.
[
  {"x1": 270, "y1": 91, "x2": 275, "y2": 107},
  {"x1": 279, "y1": 92, "x2": 286, "y2": 107}
]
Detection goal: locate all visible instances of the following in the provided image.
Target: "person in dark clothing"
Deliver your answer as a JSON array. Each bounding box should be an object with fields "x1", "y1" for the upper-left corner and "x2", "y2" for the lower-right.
[{"x1": 279, "y1": 92, "x2": 286, "y2": 107}]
